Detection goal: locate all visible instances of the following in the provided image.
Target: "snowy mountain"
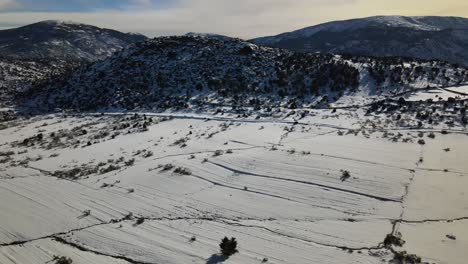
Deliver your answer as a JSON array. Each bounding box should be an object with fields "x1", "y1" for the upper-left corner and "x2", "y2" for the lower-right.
[
  {"x1": 252, "y1": 16, "x2": 468, "y2": 66},
  {"x1": 0, "y1": 21, "x2": 147, "y2": 106},
  {"x1": 0, "y1": 20, "x2": 147, "y2": 62},
  {"x1": 22, "y1": 36, "x2": 468, "y2": 112}
]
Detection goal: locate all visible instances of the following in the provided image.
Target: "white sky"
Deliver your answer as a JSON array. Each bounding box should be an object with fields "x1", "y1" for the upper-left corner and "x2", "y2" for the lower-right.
[{"x1": 0, "y1": 0, "x2": 467, "y2": 38}]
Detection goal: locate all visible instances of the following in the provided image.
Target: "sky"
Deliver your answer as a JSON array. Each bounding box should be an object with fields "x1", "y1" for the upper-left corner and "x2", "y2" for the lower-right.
[{"x1": 0, "y1": 0, "x2": 467, "y2": 38}]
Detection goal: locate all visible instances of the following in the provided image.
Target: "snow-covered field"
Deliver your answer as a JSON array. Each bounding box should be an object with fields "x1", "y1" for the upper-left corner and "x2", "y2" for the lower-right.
[
  {"x1": 404, "y1": 87, "x2": 468, "y2": 102},
  {"x1": 445, "y1": 85, "x2": 468, "y2": 95},
  {"x1": 0, "y1": 108, "x2": 467, "y2": 264}
]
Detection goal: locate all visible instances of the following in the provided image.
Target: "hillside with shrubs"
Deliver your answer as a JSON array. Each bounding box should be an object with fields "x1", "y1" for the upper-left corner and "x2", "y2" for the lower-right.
[{"x1": 21, "y1": 36, "x2": 468, "y2": 111}]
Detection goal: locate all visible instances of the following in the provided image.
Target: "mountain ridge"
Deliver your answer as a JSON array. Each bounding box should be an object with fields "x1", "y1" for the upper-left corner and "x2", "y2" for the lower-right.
[
  {"x1": 20, "y1": 36, "x2": 468, "y2": 112},
  {"x1": 0, "y1": 20, "x2": 147, "y2": 62},
  {"x1": 251, "y1": 16, "x2": 468, "y2": 66}
]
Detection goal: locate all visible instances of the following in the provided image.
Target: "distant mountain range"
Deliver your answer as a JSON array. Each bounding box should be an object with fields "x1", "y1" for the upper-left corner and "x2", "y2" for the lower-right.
[{"x1": 251, "y1": 16, "x2": 468, "y2": 66}]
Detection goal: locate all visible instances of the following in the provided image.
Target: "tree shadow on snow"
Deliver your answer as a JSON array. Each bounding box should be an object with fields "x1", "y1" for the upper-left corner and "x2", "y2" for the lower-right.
[{"x1": 206, "y1": 254, "x2": 228, "y2": 264}]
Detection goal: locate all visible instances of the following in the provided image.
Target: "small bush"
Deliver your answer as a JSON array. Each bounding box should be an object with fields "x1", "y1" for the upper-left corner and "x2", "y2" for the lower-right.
[
  {"x1": 99, "y1": 164, "x2": 121, "y2": 174},
  {"x1": 172, "y1": 138, "x2": 187, "y2": 146},
  {"x1": 53, "y1": 166, "x2": 98, "y2": 180},
  {"x1": 213, "y1": 150, "x2": 224, "y2": 157},
  {"x1": 0, "y1": 151, "x2": 14, "y2": 156},
  {"x1": 125, "y1": 158, "x2": 135, "y2": 166},
  {"x1": 124, "y1": 212, "x2": 134, "y2": 220},
  {"x1": 340, "y1": 170, "x2": 351, "y2": 181},
  {"x1": 220, "y1": 237, "x2": 238, "y2": 256},
  {"x1": 135, "y1": 217, "x2": 145, "y2": 225},
  {"x1": 81, "y1": 210, "x2": 91, "y2": 218},
  {"x1": 417, "y1": 139, "x2": 426, "y2": 145},
  {"x1": 174, "y1": 167, "x2": 192, "y2": 175},
  {"x1": 161, "y1": 163, "x2": 174, "y2": 171},
  {"x1": 384, "y1": 234, "x2": 405, "y2": 247},
  {"x1": 446, "y1": 234, "x2": 456, "y2": 240},
  {"x1": 143, "y1": 151, "x2": 153, "y2": 158},
  {"x1": 393, "y1": 251, "x2": 421, "y2": 264}
]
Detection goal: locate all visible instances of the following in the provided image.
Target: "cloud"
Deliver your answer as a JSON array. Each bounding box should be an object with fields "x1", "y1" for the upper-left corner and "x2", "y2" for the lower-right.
[
  {"x1": 0, "y1": 0, "x2": 174, "y2": 12},
  {"x1": 0, "y1": 0, "x2": 466, "y2": 38},
  {"x1": 0, "y1": 0, "x2": 18, "y2": 10}
]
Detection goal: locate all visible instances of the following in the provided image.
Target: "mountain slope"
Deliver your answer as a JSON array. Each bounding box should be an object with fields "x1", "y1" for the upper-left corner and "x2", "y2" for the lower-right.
[
  {"x1": 22, "y1": 36, "x2": 468, "y2": 112},
  {"x1": 252, "y1": 16, "x2": 468, "y2": 66},
  {"x1": 0, "y1": 20, "x2": 147, "y2": 106},
  {"x1": 0, "y1": 20, "x2": 147, "y2": 62},
  {"x1": 0, "y1": 57, "x2": 81, "y2": 107}
]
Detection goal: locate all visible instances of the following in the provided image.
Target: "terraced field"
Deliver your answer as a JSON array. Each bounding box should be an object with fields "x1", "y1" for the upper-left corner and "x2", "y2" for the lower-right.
[{"x1": 1, "y1": 108, "x2": 467, "y2": 264}]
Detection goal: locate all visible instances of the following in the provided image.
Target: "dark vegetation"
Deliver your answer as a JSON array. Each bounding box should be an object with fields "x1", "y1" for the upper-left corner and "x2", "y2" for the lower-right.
[
  {"x1": 392, "y1": 251, "x2": 422, "y2": 264},
  {"x1": 219, "y1": 237, "x2": 238, "y2": 257},
  {"x1": 52, "y1": 256, "x2": 73, "y2": 264},
  {"x1": 20, "y1": 36, "x2": 467, "y2": 112},
  {"x1": 173, "y1": 167, "x2": 192, "y2": 175},
  {"x1": 340, "y1": 170, "x2": 351, "y2": 181},
  {"x1": 367, "y1": 96, "x2": 467, "y2": 130},
  {"x1": 384, "y1": 233, "x2": 405, "y2": 247}
]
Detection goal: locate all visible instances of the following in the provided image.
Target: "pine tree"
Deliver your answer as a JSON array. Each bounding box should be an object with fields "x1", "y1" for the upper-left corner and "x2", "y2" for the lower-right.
[{"x1": 220, "y1": 237, "x2": 238, "y2": 256}]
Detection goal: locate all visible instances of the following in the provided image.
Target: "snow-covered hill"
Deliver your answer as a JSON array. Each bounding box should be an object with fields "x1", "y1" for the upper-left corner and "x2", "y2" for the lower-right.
[
  {"x1": 0, "y1": 20, "x2": 147, "y2": 62},
  {"x1": 252, "y1": 16, "x2": 468, "y2": 66},
  {"x1": 22, "y1": 36, "x2": 468, "y2": 112},
  {"x1": 0, "y1": 21, "x2": 147, "y2": 107}
]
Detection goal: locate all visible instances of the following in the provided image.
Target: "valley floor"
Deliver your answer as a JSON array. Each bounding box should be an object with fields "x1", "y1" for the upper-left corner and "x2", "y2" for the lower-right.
[{"x1": 0, "y1": 107, "x2": 467, "y2": 264}]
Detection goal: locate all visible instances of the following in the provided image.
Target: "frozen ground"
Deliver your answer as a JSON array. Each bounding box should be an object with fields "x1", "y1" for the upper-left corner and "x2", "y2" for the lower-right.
[
  {"x1": 0, "y1": 105, "x2": 467, "y2": 264},
  {"x1": 404, "y1": 87, "x2": 468, "y2": 102}
]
